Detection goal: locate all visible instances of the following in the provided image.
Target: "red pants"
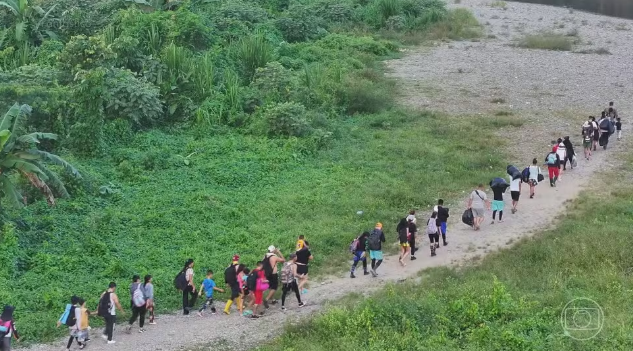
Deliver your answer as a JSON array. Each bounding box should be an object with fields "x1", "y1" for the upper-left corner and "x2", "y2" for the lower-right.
[{"x1": 548, "y1": 166, "x2": 559, "y2": 180}]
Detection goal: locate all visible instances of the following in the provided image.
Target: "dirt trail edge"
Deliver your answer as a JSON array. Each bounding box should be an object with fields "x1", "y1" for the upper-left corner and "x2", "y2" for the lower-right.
[{"x1": 25, "y1": 2, "x2": 633, "y2": 351}]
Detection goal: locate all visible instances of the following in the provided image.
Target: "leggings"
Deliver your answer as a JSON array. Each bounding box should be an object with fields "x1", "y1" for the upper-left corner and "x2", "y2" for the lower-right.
[
  {"x1": 350, "y1": 251, "x2": 367, "y2": 272},
  {"x1": 492, "y1": 210, "x2": 503, "y2": 221},
  {"x1": 67, "y1": 335, "x2": 83, "y2": 349},
  {"x1": 182, "y1": 285, "x2": 197, "y2": 314},
  {"x1": 199, "y1": 297, "x2": 216, "y2": 313},
  {"x1": 129, "y1": 305, "x2": 147, "y2": 328},
  {"x1": 281, "y1": 281, "x2": 302, "y2": 306},
  {"x1": 1, "y1": 337, "x2": 11, "y2": 351},
  {"x1": 103, "y1": 315, "x2": 116, "y2": 341},
  {"x1": 371, "y1": 259, "x2": 383, "y2": 270},
  {"x1": 408, "y1": 233, "x2": 416, "y2": 254}
]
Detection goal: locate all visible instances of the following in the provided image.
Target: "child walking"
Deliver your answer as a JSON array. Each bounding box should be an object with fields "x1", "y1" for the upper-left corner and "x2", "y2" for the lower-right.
[
  {"x1": 426, "y1": 212, "x2": 440, "y2": 257},
  {"x1": 616, "y1": 117, "x2": 622, "y2": 140},
  {"x1": 197, "y1": 270, "x2": 224, "y2": 316}
]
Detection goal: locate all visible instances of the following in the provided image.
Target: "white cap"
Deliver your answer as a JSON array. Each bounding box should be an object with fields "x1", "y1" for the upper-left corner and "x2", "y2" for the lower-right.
[{"x1": 268, "y1": 245, "x2": 275, "y2": 252}]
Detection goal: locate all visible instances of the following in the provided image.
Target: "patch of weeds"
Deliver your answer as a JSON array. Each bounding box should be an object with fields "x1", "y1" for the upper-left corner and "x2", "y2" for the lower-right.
[
  {"x1": 425, "y1": 8, "x2": 483, "y2": 41},
  {"x1": 482, "y1": 115, "x2": 524, "y2": 128},
  {"x1": 574, "y1": 47, "x2": 611, "y2": 55},
  {"x1": 490, "y1": 97, "x2": 506, "y2": 104},
  {"x1": 494, "y1": 110, "x2": 513, "y2": 116},
  {"x1": 487, "y1": 34, "x2": 497, "y2": 39},
  {"x1": 489, "y1": 1, "x2": 507, "y2": 9},
  {"x1": 517, "y1": 31, "x2": 575, "y2": 51},
  {"x1": 615, "y1": 23, "x2": 630, "y2": 31},
  {"x1": 566, "y1": 28, "x2": 579, "y2": 37}
]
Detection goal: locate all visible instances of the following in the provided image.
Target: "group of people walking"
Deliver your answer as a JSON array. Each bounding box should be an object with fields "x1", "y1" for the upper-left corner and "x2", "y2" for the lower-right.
[{"x1": 0, "y1": 103, "x2": 622, "y2": 351}]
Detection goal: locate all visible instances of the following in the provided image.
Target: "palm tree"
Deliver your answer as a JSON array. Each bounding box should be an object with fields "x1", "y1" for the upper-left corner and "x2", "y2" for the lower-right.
[
  {"x1": 0, "y1": 0, "x2": 57, "y2": 45},
  {"x1": 0, "y1": 103, "x2": 81, "y2": 209}
]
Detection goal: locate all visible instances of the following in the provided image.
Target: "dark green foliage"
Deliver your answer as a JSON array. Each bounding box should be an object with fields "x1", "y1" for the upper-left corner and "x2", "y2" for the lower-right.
[
  {"x1": 102, "y1": 68, "x2": 163, "y2": 127},
  {"x1": 274, "y1": 5, "x2": 325, "y2": 43},
  {"x1": 260, "y1": 101, "x2": 311, "y2": 137}
]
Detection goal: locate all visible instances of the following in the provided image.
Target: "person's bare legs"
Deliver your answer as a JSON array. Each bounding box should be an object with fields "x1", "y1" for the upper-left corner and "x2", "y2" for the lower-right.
[
  {"x1": 298, "y1": 275, "x2": 308, "y2": 292},
  {"x1": 400, "y1": 246, "x2": 409, "y2": 265}
]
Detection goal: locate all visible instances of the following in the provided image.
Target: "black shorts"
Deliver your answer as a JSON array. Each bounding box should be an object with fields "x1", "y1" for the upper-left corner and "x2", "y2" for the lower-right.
[
  {"x1": 267, "y1": 274, "x2": 279, "y2": 290},
  {"x1": 593, "y1": 133, "x2": 600, "y2": 141},
  {"x1": 230, "y1": 284, "x2": 241, "y2": 299},
  {"x1": 510, "y1": 191, "x2": 520, "y2": 201},
  {"x1": 296, "y1": 264, "x2": 308, "y2": 275}
]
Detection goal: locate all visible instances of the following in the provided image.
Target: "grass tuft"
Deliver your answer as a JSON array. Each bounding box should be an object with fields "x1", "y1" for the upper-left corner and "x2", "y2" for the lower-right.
[
  {"x1": 574, "y1": 47, "x2": 611, "y2": 55},
  {"x1": 517, "y1": 32, "x2": 575, "y2": 51}
]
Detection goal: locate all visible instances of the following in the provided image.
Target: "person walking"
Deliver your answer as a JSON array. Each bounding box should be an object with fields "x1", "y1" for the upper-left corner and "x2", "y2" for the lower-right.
[
  {"x1": 616, "y1": 117, "x2": 622, "y2": 140},
  {"x1": 56, "y1": 295, "x2": 80, "y2": 350},
  {"x1": 607, "y1": 101, "x2": 618, "y2": 121},
  {"x1": 555, "y1": 138, "x2": 567, "y2": 178},
  {"x1": 591, "y1": 116, "x2": 600, "y2": 151},
  {"x1": 143, "y1": 275, "x2": 156, "y2": 325},
  {"x1": 126, "y1": 275, "x2": 147, "y2": 333},
  {"x1": 350, "y1": 231, "x2": 369, "y2": 278},
  {"x1": 436, "y1": 199, "x2": 449, "y2": 246},
  {"x1": 197, "y1": 270, "x2": 225, "y2": 316},
  {"x1": 562, "y1": 136, "x2": 576, "y2": 170},
  {"x1": 251, "y1": 261, "x2": 268, "y2": 318},
  {"x1": 1, "y1": 305, "x2": 19, "y2": 351},
  {"x1": 280, "y1": 254, "x2": 304, "y2": 310},
  {"x1": 467, "y1": 184, "x2": 489, "y2": 231},
  {"x1": 598, "y1": 111, "x2": 613, "y2": 150},
  {"x1": 407, "y1": 217, "x2": 418, "y2": 259},
  {"x1": 223, "y1": 255, "x2": 242, "y2": 315},
  {"x1": 367, "y1": 223, "x2": 386, "y2": 277},
  {"x1": 295, "y1": 242, "x2": 313, "y2": 294},
  {"x1": 98, "y1": 282, "x2": 124, "y2": 344},
  {"x1": 397, "y1": 218, "x2": 410, "y2": 266},
  {"x1": 509, "y1": 172, "x2": 521, "y2": 214},
  {"x1": 582, "y1": 130, "x2": 592, "y2": 160},
  {"x1": 426, "y1": 212, "x2": 439, "y2": 257},
  {"x1": 263, "y1": 246, "x2": 285, "y2": 308},
  {"x1": 182, "y1": 259, "x2": 197, "y2": 315},
  {"x1": 75, "y1": 298, "x2": 90, "y2": 348},
  {"x1": 545, "y1": 147, "x2": 561, "y2": 187},
  {"x1": 490, "y1": 178, "x2": 508, "y2": 224},
  {"x1": 528, "y1": 158, "x2": 542, "y2": 198}
]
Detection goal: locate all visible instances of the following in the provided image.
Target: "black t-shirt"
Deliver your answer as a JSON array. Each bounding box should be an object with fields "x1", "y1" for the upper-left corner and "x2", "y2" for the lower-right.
[
  {"x1": 437, "y1": 206, "x2": 449, "y2": 223},
  {"x1": 296, "y1": 248, "x2": 311, "y2": 265},
  {"x1": 616, "y1": 121, "x2": 622, "y2": 130},
  {"x1": 492, "y1": 187, "x2": 504, "y2": 201},
  {"x1": 408, "y1": 222, "x2": 417, "y2": 234}
]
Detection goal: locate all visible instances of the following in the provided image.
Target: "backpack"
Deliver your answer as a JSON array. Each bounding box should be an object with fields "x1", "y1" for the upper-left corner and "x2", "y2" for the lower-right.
[
  {"x1": 521, "y1": 167, "x2": 530, "y2": 183},
  {"x1": 262, "y1": 255, "x2": 274, "y2": 276},
  {"x1": 582, "y1": 124, "x2": 593, "y2": 137},
  {"x1": 246, "y1": 270, "x2": 258, "y2": 291},
  {"x1": 132, "y1": 285, "x2": 146, "y2": 308},
  {"x1": 546, "y1": 153, "x2": 557, "y2": 165},
  {"x1": 367, "y1": 230, "x2": 381, "y2": 250},
  {"x1": 97, "y1": 291, "x2": 112, "y2": 317},
  {"x1": 349, "y1": 237, "x2": 360, "y2": 253},
  {"x1": 224, "y1": 265, "x2": 237, "y2": 286},
  {"x1": 65, "y1": 305, "x2": 77, "y2": 327},
  {"x1": 280, "y1": 263, "x2": 294, "y2": 284},
  {"x1": 0, "y1": 320, "x2": 11, "y2": 338},
  {"x1": 174, "y1": 270, "x2": 187, "y2": 290},
  {"x1": 608, "y1": 120, "x2": 615, "y2": 134}
]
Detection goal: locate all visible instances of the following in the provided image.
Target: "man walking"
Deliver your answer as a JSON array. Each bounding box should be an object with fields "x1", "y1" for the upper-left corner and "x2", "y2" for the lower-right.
[
  {"x1": 367, "y1": 223, "x2": 386, "y2": 277},
  {"x1": 436, "y1": 199, "x2": 449, "y2": 246},
  {"x1": 263, "y1": 246, "x2": 285, "y2": 308},
  {"x1": 467, "y1": 184, "x2": 489, "y2": 231},
  {"x1": 98, "y1": 282, "x2": 124, "y2": 344},
  {"x1": 509, "y1": 173, "x2": 521, "y2": 214},
  {"x1": 545, "y1": 147, "x2": 561, "y2": 187}
]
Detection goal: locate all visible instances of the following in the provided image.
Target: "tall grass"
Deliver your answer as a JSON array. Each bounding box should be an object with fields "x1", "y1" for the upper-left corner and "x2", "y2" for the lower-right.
[
  {"x1": 377, "y1": 0, "x2": 401, "y2": 20},
  {"x1": 237, "y1": 32, "x2": 272, "y2": 81},
  {"x1": 146, "y1": 22, "x2": 162, "y2": 56},
  {"x1": 426, "y1": 8, "x2": 483, "y2": 41},
  {"x1": 191, "y1": 52, "x2": 215, "y2": 98}
]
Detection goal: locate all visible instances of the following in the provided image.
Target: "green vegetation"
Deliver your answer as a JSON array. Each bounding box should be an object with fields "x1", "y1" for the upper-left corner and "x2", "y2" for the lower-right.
[
  {"x1": 263, "y1": 160, "x2": 633, "y2": 351},
  {"x1": 575, "y1": 47, "x2": 612, "y2": 55},
  {"x1": 517, "y1": 31, "x2": 576, "y2": 51},
  {"x1": 489, "y1": 1, "x2": 507, "y2": 9},
  {"x1": 0, "y1": 0, "x2": 490, "y2": 343}
]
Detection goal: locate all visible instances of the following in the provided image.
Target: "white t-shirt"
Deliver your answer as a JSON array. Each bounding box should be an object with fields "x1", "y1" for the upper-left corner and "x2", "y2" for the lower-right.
[
  {"x1": 469, "y1": 190, "x2": 487, "y2": 209},
  {"x1": 556, "y1": 143, "x2": 566, "y2": 160},
  {"x1": 528, "y1": 166, "x2": 541, "y2": 182},
  {"x1": 509, "y1": 177, "x2": 521, "y2": 192}
]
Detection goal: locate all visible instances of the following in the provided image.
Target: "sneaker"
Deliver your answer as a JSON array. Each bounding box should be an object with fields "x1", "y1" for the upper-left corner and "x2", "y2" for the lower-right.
[
  {"x1": 490, "y1": 220, "x2": 495, "y2": 224},
  {"x1": 101, "y1": 335, "x2": 108, "y2": 341},
  {"x1": 270, "y1": 299, "x2": 278, "y2": 305},
  {"x1": 281, "y1": 306, "x2": 287, "y2": 311},
  {"x1": 250, "y1": 314, "x2": 260, "y2": 319},
  {"x1": 350, "y1": 272, "x2": 356, "y2": 278},
  {"x1": 443, "y1": 242, "x2": 448, "y2": 246},
  {"x1": 223, "y1": 310, "x2": 230, "y2": 315},
  {"x1": 298, "y1": 302, "x2": 305, "y2": 308},
  {"x1": 431, "y1": 252, "x2": 437, "y2": 257},
  {"x1": 370, "y1": 269, "x2": 377, "y2": 277},
  {"x1": 363, "y1": 271, "x2": 370, "y2": 276},
  {"x1": 107, "y1": 341, "x2": 116, "y2": 345},
  {"x1": 139, "y1": 328, "x2": 146, "y2": 333},
  {"x1": 263, "y1": 300, "x2": 269, "y2": 309},
  {"x1": 410, "y1": 256, "x2": 417, "y2": 260},
  {"x1": 435, "y1": 243, "x2": 440, "y2": 249},
  {"x1": 79, "y1": 344, "x2": 85, "y2": 350},
  {"x1": 301, "y1": 288, "x2": 309, "y2": 294}
]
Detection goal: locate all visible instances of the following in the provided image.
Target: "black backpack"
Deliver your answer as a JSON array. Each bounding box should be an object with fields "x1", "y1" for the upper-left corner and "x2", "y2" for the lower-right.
[
  {"x1": 65, "y1": 305, "x2": 77, "y2": 327},
  {"x1": 246, "y1": 270, "x2": 258, "y2": 291},
  {"x1": 367, "y1": 230, "x2": 382, "y2": 250},
  {"x1": 224, "y1": 265, "x2": 237, "y2": 286},
  {"x1": 174, "y1": 270, "x2": 187, "y2": 290},
  {"x1": 97, "y1": 291, "x2": 111, "y2": 317},
  {"x1": 262, "y1": 255, "x2": 274, "y2": 276}
]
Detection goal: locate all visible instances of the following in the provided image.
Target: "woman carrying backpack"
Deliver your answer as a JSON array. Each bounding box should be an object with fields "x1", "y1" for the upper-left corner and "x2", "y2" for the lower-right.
[
  {"x1": 1, "y1": 305, "x2": 19, "y2": 351},
  {"x1": 545, "y1": 147, "x2": 561, "y2": 187},
  {"x1": 126, "y1": 275, "x2": 147, "y2": 333},
  {"x1": 427, "y1": 212, "x2": 440, "y2": 257}
]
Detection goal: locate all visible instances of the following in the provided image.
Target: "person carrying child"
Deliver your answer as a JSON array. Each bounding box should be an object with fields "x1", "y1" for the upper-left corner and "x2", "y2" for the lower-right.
[{"x1": 197, "y1": 270, "x2": 225, "y2": 316}]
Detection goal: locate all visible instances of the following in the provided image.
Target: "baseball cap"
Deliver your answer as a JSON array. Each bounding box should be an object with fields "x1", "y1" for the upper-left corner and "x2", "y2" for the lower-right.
[
  {"x1": 268, "y1": 245, "x2": 276, "y2": 252},
  {"x1": 232, "y1": 255, "x2": 240, "y2": 262}
]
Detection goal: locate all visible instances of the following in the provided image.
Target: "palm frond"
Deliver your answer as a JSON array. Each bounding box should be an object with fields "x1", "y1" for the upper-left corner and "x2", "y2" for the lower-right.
[
  {"x1": 17, "y1": 132, "x2": 57, "y2": 144},
  {"x1": 34, "y1": 4, "x2": 57, "y2": 32},
  {"x1": 0, "y1": 174, "x2": 24, "y2": 208},
  {"x1": 25, "y1": 150, "x2": 82, "y2": 179},
  {"x1": 0, "y1": 103, "x2": 30, "y2": 135},
  {"x1": 0, "y1": 130, "x2": 11, "y2": 150},
  {"x1": 0, "y1": 1, "x2": 19, "y2": 16},
  {"x1": 0, "y1": 155, "x2": 46, "y2": 178},
  {"x1": 11, "y1": 103, "x2": 30, "y2": 135},
  {"x1": 39, "y1": 166, "x2": 69, "y2": 198},
  {"x1": 22, "y1": 171, "x2": 55, "y2": 206}
]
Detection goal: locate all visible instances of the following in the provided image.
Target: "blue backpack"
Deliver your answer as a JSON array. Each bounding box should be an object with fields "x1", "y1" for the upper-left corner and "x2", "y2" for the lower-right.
[{"x1": 546, "y1": 153, "x2": 557, "y2": 165}]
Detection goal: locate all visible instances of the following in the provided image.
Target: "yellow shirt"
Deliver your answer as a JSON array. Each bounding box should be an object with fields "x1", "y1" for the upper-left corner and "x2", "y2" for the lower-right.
[
  {"x1": 79, "y1": 307, "x2": 89, "y2": 330},
  {"x1": 296, "y1": 240, "x2": 305, "y2": 251}
]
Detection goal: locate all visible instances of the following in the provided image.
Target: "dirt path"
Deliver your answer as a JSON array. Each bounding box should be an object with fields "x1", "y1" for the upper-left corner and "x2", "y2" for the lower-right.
[{"x1": 24, "y1": 2, "x2": 633, "y2": 351}]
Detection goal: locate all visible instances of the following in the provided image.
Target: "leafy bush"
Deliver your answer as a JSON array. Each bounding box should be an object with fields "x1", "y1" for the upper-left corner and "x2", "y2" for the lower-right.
[
  {"x1": 259, "y1": 102, "x2": 311, "y2": 137},
  {"x1": 336, "y1": 75, "x2": 395, "y2": 115},
  {"x1": 275, "y1": 6, "x2": 325, "y2": 43},
  {"x1": 57, "y1": 35, "x2": 116, "y2": 75},
  {"x1": 102, "y1": 68, "x2": 163, "y2": 127},
  {"x1": 251, "y1": 62, "x2": 298, "y2": 104},
  {"x1": 425, "y1": 8, "x2": 482, "y2": 40}
]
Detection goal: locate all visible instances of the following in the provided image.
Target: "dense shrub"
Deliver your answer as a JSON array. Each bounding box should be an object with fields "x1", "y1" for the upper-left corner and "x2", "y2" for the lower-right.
[
  {"x1": 102, "y1": 68, "x2": 164, "y2": 127},
  {"x1": 260, "y1": 102, "x2": 311, "y2": 137},
  {"x1": 251, "y1": 62, "x2": 298, "y2": 104},
  {"x1": 57, "y1": 35, "x2": 116, "y2": 75},
  {"x1": 275, "y1": 5, "x2": 326, "y2": 43}
]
